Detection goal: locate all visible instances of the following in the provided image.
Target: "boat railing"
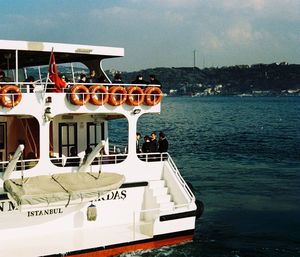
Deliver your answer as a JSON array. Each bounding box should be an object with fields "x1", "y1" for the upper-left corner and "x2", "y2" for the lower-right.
[
  {"x1": 1, "y1": 81, "x2": 161, "y2": 94},
  {"x1": 0, "y1": 152, "x2": 169, "y2": 172},
  {"x1": 0, "y1": 158, "x2": 38, "y2": 172},
  {"x1": 164, "y1": 153, "x2": 196, "y2": 203},
  {"x1": 50, "y1": 153, "x2": 128, "y2": 167},
  {"x1": 0, "y1": 81, "x2": 160, "y2": 92},
  {"x1": 137, "y1": 152, "x2": 168, "y2": 162},
  {"x1": 109, "y1": 144, "x2": 127, "y2": 154},
  {"x1": 0, "y1": 82, "x2": 162, "y2": 108}
]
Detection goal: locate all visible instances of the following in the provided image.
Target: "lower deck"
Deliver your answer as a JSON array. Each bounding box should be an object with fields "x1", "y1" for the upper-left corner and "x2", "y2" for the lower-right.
[{"x1": 0, "y1": 176, "x2": 196, "y2": 257}]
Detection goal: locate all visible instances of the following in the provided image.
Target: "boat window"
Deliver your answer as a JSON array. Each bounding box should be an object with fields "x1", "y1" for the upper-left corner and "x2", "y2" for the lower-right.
[
  {"x1": 0, "y1": 115, "x2": 40, "y2": 172},
  {"x1": 107, "y1": 116, "x2": 128, "y2": 155},
  {"x1": 87, "y1": 122, "x2": 105, "y2": 148},
  {"x1": 50, "y1": 114, "x2": 128, "y2": 167}
]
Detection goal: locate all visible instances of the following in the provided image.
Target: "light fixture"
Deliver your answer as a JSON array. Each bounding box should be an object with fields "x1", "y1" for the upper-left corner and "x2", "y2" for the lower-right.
[
  {"x1": 44, "y1": 107, "x2": 53, "y2": 122},
  {"x1": 45, "y1": 96, "x2": 52, "y2": 103},
  {"x1": 132, "y1": 108, "x2": 141, "y2": 115}
]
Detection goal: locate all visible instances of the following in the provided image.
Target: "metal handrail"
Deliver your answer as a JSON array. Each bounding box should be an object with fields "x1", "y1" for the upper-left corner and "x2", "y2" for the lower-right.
[
  {"x1": 0, "y1": 81, "x2": 161, "y2": 92},
  {"x1": 165, "y1": 153, "x2": 196, "y2": 202},
  {"x1": 0, "y1": 158, "x2": 38, "y2": 172}
]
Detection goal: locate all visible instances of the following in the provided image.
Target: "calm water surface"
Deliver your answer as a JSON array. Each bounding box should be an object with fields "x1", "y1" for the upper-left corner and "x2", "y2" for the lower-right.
[{"x1": 119, "y1": 96, "x2": 300, "y2": 257}]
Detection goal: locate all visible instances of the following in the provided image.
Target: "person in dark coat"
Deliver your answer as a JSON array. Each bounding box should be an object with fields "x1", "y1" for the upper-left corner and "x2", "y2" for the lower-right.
[
  {"x1": 88, "y1": 70, "x2": 99, "y2": 83},
  {"x1": 158, "y1": 132, "x2": 168, "y2": 153},
  {"x1": 65, "y1": 147, "x2": 81, "y2": 166},
  {"x1": 131, "y1": 74, "x2": 148, "y2": 84},
  {"x1": 149, "y1": 131, "x2": 158, "y2": 152},
  {"x1": 113, "y1": 73, "x2": 124, "y2": 83},
  {"x1": 142, "y1": 135, "x2": 151, "y2": 153},
  {"x1": 79, "y1": 73, "x2": 87, "y2": 83},
  {"x1": 148, "y1": 74, "x2": 161, "y2": 85}
]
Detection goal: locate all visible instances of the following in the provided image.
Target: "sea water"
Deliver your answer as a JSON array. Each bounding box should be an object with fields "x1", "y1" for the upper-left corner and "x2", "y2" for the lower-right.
[{"x1": 117, "y1": 96, "x2": 300, "y2": 257}]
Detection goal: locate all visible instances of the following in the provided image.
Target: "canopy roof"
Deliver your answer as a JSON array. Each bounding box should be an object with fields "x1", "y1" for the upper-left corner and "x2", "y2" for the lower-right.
[{"x1": 0, "y1": 39, "x2": 124, "y2": 69}]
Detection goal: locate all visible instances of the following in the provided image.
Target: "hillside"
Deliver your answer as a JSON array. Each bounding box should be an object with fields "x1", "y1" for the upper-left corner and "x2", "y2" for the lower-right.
[
  {"x1": 27, "y1": 63, "x2": 300, "y2": 96},
  {"x1": 118, "y1": 63, "x2": 300, "y2": 96}
]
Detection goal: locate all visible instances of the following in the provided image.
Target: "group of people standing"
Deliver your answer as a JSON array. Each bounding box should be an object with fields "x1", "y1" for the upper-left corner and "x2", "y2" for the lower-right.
[
  {"x1": 111, "y1": 73, "x2": 161, "y2": 86},
  {"x1": 136, "y1": 131, "x2": 168, "y2": 154}
]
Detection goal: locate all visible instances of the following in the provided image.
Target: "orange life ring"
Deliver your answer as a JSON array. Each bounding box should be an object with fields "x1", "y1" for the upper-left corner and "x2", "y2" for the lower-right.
[
  {"x1": 89, "y1": 85, "x2": 109, "y2": 105},
  {"x1": 127, "y1": 86, "x2": 144, "y2": 106},
  {"x1": 144, "y1": 87, "x2": 163, "y2": 106},
  {"x1": 69, "y1": 85, "x2": 90, "y2": 105},
  {"x1": 108, "y1": 86, "x2": 127, "y2": 106},
  {"x1": 0, "y1": 85, "x2": 22, "y2": 108}
]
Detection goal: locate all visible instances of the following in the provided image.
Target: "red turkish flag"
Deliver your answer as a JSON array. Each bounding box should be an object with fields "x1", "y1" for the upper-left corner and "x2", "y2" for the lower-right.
[{"x1": 48, "y1": 51, "x2": 66, "y2": 92}]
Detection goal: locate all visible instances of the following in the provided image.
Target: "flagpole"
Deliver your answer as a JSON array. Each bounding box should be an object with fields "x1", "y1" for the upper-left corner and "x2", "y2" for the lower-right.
[{"x1": 43, "y1": 47, "x2": 54, "y2": 99}]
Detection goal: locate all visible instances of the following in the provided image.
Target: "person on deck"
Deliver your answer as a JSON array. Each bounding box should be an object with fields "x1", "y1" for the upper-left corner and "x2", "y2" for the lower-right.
[
  {"x1": 158, "y1": 132, "x2": 168, "y2": 153},
  {"x1": 88, "y1": 70, "x2": 99, "y2": 83},
  {"x1": 78, "y1": 73, "x2": 87, "y2": 84},
  {"x1": 131, "y1": 74, "x2": 148, "y2": 85},
  {"x1": 65, "y1": 147, "x2": 81, "y2": 167},
  {"x1": 136, "y1": 132, "x2": 142, "y2": 153},
  {"x1": 148, "y1": 74, "x2": 161, "y2": 86},
  {"x1": 149, "y1": 131, "x2": 158, "y2": 152},
  {"x1": 0, "y1": 70, "x2": 12, "y2": 83},
  {"x1": 113, "y1": 73, "x2": 124, "y2": 83},
  {"x1": 142, "y1": 135, "x2": 151, "y2": 153}
]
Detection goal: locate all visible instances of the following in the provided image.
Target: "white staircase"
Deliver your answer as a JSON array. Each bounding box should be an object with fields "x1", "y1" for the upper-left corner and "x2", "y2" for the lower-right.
[
  {"x1": 149, "y1": 180, "x2": 175, "y2": 215},
  {"x1": 139, "y1": 179, "x2": 175, "y2": 236}
]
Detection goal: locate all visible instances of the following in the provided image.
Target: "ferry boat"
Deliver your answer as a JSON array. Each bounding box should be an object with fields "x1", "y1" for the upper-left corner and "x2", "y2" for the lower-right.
[{"x1": 0, "y1": 40, "x2": 203, "y2": 257}]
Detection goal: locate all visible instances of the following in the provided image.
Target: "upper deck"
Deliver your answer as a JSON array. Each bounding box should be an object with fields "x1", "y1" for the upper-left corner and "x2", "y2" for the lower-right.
[
  {"x1": 0, "y1": 40, "x2": 162, "y2": 117},
  {"x1": 0, "y1": 40, "x2": 163, "y2": 174}
]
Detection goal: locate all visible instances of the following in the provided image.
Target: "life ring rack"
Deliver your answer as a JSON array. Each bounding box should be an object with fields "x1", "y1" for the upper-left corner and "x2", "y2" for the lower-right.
[
  {"x1": 127, "y1": 86, "x2": 144, "y2": 106},
  {"x1": 108, "y1": 86, "x2": 127, "y2": 106},
  {"x1": 0, "y1": 85, "x2": 22, "y2": 108},
  {"x1": 89, "y1": 85, "x2": 109, "y2": 106},
  {"x1": 144, "y1": 86, "x2": 163, "y2": 106},
  {"x1": 69, "y1": 85, "x2": 90, "y2": 105}
]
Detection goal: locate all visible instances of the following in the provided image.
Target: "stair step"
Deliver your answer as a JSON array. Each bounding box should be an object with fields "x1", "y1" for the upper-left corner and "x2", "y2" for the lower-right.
[
  {"x1": 159, "y1": 201, "x2": 175, "y2": 211},
  {"x1": 148, "y1": 180, "x2": 165, "y2": 189},
  {"x1": 156, "y1": 194, "x2": 171, "y2": 203},
  {"x1": 152, "y1": 187, "x2": 168, "y2": 196}
]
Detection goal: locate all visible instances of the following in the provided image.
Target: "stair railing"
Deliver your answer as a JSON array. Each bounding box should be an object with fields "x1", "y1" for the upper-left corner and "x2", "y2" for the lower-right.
[{"x1": 165, "y1": 153, "x2": 195, "y2": 203}]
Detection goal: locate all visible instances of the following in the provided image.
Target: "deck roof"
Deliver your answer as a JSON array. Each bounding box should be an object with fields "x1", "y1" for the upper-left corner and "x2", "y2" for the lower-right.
[{"x1": 0, "y1": 40, "x2": 124, "y2": 68}]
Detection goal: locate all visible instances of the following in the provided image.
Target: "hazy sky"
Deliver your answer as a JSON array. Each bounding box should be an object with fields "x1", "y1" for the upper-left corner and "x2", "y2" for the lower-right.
[{"x1": 0, "y1": 0, "x2": 299, "y2": 71}]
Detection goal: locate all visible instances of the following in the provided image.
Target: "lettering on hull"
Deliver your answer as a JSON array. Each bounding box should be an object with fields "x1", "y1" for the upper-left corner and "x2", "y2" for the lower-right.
[
  {"x1": 0, "y1": 201, "x2": 18, "y2": 212},
  {"x1": 27, "y1": 208, "x2": 63, "y2": 217},
  {"x1": 97, "y1": 190, "x2": 127, "y2": 201},
  {"x1": 0, "y1": 189, "x2": 127, "y2": 215}
]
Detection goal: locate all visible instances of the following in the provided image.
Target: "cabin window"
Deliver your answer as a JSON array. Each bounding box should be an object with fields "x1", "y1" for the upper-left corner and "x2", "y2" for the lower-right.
[
  {"x1": 58, "y1": 123, "x2": 78, "y2": 157},
  {"x1": 87, "y1": 122, "x2": 104, "y2": 148}
]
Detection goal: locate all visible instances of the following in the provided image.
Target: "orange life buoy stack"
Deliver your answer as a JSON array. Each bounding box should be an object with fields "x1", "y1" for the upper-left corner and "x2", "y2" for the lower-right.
[
  {"x1": 89, "y1": 85, "x2": 109, "y2": 106},
  {"x1": 70, "y1": 85, "x2": 90, "y2": 105},
  {"x1": 127, "y1": 86, "x2": 144, "y2": 106},
  {"x1": 0, "y1": 85, "x2": 22, "y2": 108},
  {"x1": 144, "y1": 87, "x2": 163, "y2": 106},
  {"x1": 108, "y1": 86, "x2": 127, "y2": 106}
]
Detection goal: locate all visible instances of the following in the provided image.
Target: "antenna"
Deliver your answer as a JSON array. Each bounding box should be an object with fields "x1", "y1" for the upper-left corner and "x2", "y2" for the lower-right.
[{"x1": 193, "y1": 50, "x2": 196, "y2": 68}]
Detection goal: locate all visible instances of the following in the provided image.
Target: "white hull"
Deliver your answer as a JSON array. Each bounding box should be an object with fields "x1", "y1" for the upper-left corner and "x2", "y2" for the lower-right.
[{"x1": 0, "y1": 39, "x2": 200, "y2": 257}]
